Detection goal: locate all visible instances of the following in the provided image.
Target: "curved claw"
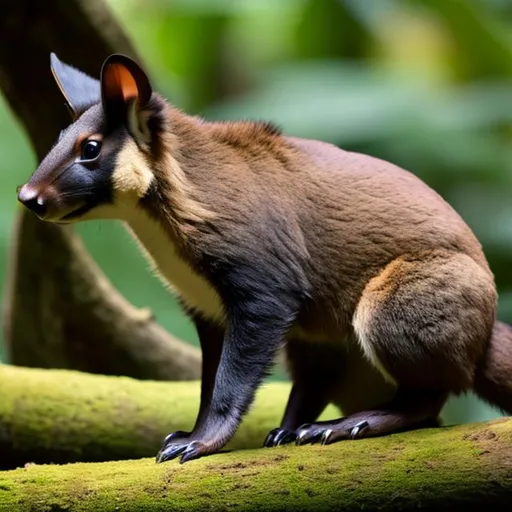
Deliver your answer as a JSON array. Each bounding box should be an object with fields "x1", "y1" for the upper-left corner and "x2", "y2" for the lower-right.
[
  {"x1": 180, "y1": 440, "x2": 208, "y2": 464},
  {"x1": 156, "y1": 442, "x2": 188, "y2": 463},
  {"x1": 320, "y1": 428, "x2": 333, "y2": 445},
  {"x1": 350, "y1": 420, "x2": 369, "y2": 439},
  {"x1": 295, "y1": 424, "x2": 325, "y2": 446},
  {"x1": 264, "y1": 427, "x2": 297, "y2": 447}
]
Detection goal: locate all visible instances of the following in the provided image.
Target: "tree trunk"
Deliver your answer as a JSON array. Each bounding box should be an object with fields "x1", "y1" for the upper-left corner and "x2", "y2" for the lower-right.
[
  {"x1": 0, "y1": 386, "x2": 510, "y2": 510},
  {"x1": 0, "y1": 0, "x2": 200, "y2": 379}
]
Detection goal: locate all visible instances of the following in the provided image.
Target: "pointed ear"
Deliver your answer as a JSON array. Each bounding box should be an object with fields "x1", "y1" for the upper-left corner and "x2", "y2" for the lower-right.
[
  {"x1": 100, "y1": 54, "x2": 152, "y2": 144},
  {"x1": 50, "y1": 53, "x2": 101, "y2": 120}
]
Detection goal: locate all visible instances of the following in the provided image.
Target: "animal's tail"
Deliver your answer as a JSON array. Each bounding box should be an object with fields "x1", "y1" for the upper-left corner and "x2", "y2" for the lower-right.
[{"x1": 473, "y1": 320, "x2": 512, "y2": 414}]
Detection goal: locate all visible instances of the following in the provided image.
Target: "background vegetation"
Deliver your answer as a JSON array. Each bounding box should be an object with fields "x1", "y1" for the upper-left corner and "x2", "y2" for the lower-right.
[{"x1": 1, "y1": 0, "x2": 511, "y2": 424}]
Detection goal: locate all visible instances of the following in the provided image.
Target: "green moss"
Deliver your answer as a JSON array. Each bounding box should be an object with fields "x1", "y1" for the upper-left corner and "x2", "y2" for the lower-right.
[
  {"x1": 0, "y1": 365, "x2": 338, "y2": 467},
  {"x1": 2, "y1": 366, "x2": 511, "y2": 510},
  {"x1": 1, "y1": 418, "x2": 511, "y2": 511}
]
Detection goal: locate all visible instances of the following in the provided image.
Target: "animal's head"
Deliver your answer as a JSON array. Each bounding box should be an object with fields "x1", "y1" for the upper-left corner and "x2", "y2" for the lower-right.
[{"x1": 17, "y1": 53, "x2": 165, "y2": 223}]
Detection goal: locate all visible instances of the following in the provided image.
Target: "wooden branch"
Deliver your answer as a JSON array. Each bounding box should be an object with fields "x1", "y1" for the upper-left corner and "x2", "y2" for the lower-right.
[
  {"x1": 0, "y1": 0, "x2": 200, "y2": 379},
  {"x1": 0, "y1": 367, "x2": 510, "y2": 511}
]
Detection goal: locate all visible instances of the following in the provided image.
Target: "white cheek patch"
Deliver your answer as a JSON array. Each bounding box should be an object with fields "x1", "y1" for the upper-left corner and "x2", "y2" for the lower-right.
[{"x1": 111, "y1": 138, "x2": 154, "y2": 212}]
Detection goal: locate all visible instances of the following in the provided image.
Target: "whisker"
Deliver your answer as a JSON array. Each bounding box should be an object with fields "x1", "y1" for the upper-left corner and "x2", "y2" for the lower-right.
[{"x1": 53, "y1": 189, "x2": 97, "y2": 200}]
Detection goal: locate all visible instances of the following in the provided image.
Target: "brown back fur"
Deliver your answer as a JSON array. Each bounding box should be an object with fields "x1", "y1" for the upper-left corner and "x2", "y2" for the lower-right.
[{"x1": 143, "y1": 101, "x2": 493, "y2": 347}]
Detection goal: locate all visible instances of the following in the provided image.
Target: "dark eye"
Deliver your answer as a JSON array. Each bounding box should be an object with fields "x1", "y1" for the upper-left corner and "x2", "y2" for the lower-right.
[{"x1": 81, "y1": 140, "x2": 101, "y2": 161}]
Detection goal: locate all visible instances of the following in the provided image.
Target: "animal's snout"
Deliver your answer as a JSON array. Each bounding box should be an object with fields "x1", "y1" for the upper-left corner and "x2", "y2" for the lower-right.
[{"x1": 17, "y1": 184, "x2": 47, "y2": 217}]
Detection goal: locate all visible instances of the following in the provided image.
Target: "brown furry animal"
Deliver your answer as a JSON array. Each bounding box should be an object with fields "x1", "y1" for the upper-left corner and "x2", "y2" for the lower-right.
[{"x1": 18, "y1": 53, "x2": 510, "y2": 463}]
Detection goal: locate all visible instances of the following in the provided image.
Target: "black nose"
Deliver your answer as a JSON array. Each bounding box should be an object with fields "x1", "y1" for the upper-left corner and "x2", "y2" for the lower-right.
[{"x1": 17, "y1": 184, "x2": 47, "y2": 217}]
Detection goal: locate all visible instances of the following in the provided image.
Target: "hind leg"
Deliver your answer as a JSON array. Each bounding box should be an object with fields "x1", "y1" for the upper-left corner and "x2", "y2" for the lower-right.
[
  {"x1": 296, "y1": 251, "x2": 496, "y2": 445},
  {"x1": 264, "y1": 340, "x2": 342, "y2": 447}
]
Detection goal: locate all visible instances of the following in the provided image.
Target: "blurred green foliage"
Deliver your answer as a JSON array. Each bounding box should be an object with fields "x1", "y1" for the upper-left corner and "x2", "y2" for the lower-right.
[{"x1": 1, "y1": 0, "x2": 511, "y2": 425}]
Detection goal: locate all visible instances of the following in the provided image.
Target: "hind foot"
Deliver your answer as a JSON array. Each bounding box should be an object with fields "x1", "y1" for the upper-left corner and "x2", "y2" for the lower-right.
[{"x1": 295, "y1": 390, "x2": 445, "y2": 445}]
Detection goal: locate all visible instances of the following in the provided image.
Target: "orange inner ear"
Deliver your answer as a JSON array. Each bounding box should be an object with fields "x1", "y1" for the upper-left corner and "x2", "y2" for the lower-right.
[{"x1": 104, "y1": 62, "x2": 138, "y2": 103}]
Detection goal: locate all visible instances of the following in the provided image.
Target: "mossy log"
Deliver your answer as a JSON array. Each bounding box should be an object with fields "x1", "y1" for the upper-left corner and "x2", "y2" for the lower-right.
[
  {"x1": 0, "y1": 415, "x2": 511, "y2": 510},
  {"x1": 1, "y1": 366, "x2": 512, "y2": 510},
  {"x1": 0, "y1": 364, "x2": 338, "y2": 470},
  {"x1": 0, "y1": 0, "x2": 200, "y2": 380}
]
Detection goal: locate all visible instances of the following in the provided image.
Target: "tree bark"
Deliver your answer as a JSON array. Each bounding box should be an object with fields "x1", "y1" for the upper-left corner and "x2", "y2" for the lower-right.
[
  {"x1": 0, "y1": 372, "x2": 510, "y2": 511},
  {"x1": 0, "y1": 0, "x2": 200, "y2": 379}
]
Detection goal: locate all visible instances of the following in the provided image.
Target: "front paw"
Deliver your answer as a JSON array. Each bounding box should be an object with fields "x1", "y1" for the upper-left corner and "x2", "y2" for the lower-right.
[
  {"x1": 156, "y1": 436, "x2": 210, "y2": 464},
  {"x1": 263, "y1": 427, "x2": 297, "y2": 447}
]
